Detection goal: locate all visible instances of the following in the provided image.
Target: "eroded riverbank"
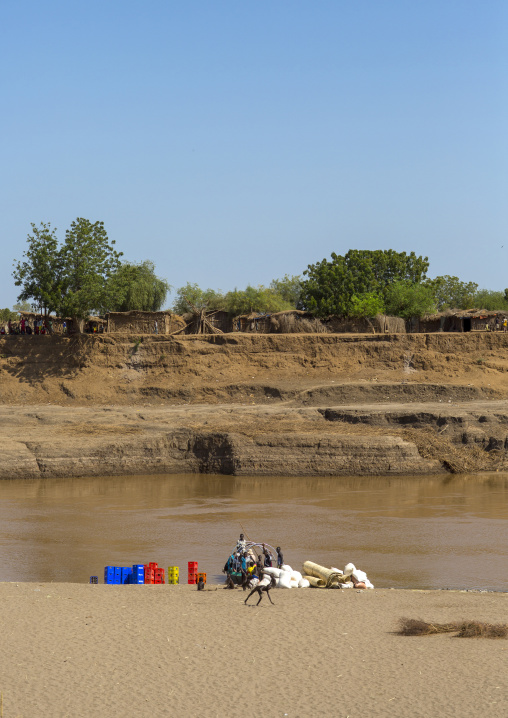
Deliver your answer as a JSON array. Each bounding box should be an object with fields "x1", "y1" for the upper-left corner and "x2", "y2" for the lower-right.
[
  {"x1": 2, "y1": 333, "x2": 508, "y2": 477},
  {"x1": 1, "y1": 400, "x2": 508, "y2": 479}
]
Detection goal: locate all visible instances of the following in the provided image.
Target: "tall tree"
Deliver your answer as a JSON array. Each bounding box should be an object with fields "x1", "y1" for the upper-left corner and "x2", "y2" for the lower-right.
[
  {"x1": 172, "y1": 283, "x2": 226, "y2": 314},
  {"x1": 472, "y1": 289, "x2": 508, "y2": 311},
  {"x1": 384, "y1": 281, "x2": 436, "y2": 319},
  {"x1": 12, "y1": 222, "x2": 63, "y2": 315},
  {"x1": 224, "y1": 285, "x2": 292, "y2": 315},
  {"x1": 57, "y1": 218, "x2": 123, "y2": 330},
  {"x1": 269, "y1": 275, "x2": 303, "y2": 308},
  {"x1": 425, "y1": 275, "x2": 478, "y2": 311},
  {"x1": 300, "y1": 249, "x2": 429, "y2": 317},
  {"x1": 106, "y1": 261, "x2": 171, "y2": 312}
]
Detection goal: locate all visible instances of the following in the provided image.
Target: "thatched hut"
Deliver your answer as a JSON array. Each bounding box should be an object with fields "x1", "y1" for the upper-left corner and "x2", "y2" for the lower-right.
[
  {"x1": 106, "y1": 310, "x2": 185, "y2": 334},
  {"x1": 411, "y1": 309, "x2": 508, "y2": 333},
  {"x1": 233, "y1": 309, "x2": 327, "y2": 334},
  {"x1": 174, "y1": 307, "x2": 229, "y2": 335},
  {"x1": 323, "y1": 314, "x2": 406, "y2": 334}
]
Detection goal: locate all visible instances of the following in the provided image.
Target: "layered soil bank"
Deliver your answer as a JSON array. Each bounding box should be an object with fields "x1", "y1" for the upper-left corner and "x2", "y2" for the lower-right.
[{"x1": 2, "y1": 332, "x2": 508, "y2": 478}]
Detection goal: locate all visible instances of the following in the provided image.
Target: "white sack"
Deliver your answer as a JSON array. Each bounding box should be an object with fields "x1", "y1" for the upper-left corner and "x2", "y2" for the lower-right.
[
  {"x1": 290, "y1": 579, "x2": 299, "y2": 589},
  {"x1": 298, "y1": 578, "x2": 311, "y2": 588},
  {"x1": 263, "y1": 566, "x2": 281, "y2": 578},
  {"x1": 281, "y1": 564, "x2": 293, "y2": 573},
  {"x1": 291, "y1": 571, "x2": 302, "y2": 583},
  {"x1": 278, "y1": 571, "x2": 292, "y2": 589}
]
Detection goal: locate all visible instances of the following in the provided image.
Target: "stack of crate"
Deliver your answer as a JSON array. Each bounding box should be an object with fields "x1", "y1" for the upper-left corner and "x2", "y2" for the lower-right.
[
  {"x1": 144, "y1": 562, "x2": 157, "y2": 584},
  {"x1": 143, "y1": 562, "x2": 165, "y2": 584},
  {"x1": 131, "y1": 564, "x2": 145, "y2": 584},
  {"x1": 188, "y1": 561, "x2": 198, "y2": 584},
  {"x1": 104, "y1": 566, "x2": 120, "y2": 584},
  {"x1": 167, "y1": 566, "x2": 179, "y2": 584},
  {"x1": 104, "y1": 566, "x2": 133, "y2": 584}
]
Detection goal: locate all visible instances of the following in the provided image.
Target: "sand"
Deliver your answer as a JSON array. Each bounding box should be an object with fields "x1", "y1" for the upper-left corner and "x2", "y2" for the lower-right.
[{"x1": 1, "y1": 583, "x2": 507, "y2": 717}]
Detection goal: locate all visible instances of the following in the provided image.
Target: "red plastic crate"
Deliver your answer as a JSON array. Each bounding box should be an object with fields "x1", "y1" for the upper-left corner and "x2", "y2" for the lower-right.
[
  {"x1": 149, "y1": 562, "x2": 158, "y2": 570},
  {"x1": 188, "y1": 575, "x2": 197, "y2": 584},
  {"x1": 188, "y1": 562, "x2": 198, "y2": 570},
  {"x1": 144, "y1": 569, "x2": 154, "y2": 584}
]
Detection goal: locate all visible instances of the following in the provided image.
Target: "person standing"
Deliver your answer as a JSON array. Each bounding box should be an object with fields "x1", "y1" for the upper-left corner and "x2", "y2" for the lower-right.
[
  {"x1": 236, "y1": 533, "x2": 247, "y2": 552},
  {"x1": 262, "y1": 544, "x2": 272, "y2": 568},
  {"x1": 153, "y1": 320, "x2": 158, "y2": 335},
  {"x1": 276, "y1": 547, "x2": 284, "y2": 569}
]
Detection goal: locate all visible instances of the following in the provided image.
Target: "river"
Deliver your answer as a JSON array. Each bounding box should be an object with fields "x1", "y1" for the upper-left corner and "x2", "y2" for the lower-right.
[{"x1": 0, "y1": 473, "x2": 507, "y2": 590}]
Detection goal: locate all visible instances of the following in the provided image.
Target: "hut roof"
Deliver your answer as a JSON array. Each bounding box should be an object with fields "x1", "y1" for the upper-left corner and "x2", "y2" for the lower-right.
[
  {"x1": 422, "y1": 308, "x2": 508, "y2": 320},
  {"x1": 234, "y1": 309, "x2": 313, "y2": 321},
  {"x1": 106, "y1": 309, "x2": 177, "y2": 317}
]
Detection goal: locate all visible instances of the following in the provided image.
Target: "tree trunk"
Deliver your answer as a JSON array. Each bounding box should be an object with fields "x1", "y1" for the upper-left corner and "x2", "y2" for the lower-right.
[{"x1": 71, "y1": 316, "x2": 85, "y2": 334}]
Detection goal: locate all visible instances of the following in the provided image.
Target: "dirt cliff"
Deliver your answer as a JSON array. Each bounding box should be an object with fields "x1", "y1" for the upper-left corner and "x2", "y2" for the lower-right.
[{"x1": 1, "y1": 332, "x2": 508, "y2": 477}]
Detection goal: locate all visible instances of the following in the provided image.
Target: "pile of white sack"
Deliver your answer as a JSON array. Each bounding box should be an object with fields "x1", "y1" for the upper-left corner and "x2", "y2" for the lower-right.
[
  {"x1": 263, "y1": 565, "x2": 311, "y2": 589},
  {"x1": 262, "y1": 561, "x2": 374, "y2": 589}
]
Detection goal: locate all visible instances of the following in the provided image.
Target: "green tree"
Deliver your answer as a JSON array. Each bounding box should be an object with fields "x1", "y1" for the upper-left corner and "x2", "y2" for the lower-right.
[
  {"x1": 300, "y1": 249, "x2": 429, "y2": 317},
  {"x1": 349, "y1": 292, "x2": 385, "y2": 318},
  {"x1": 425, "y1": 275, "x2": 478, "y2": 311},
  {"x1": 473, "y1": 289, "x2": 508, "y2": 311},
  {"x1": 172, "y1": 283, "x2": 226, "y2": 314},
  {"x1": 13, "y1": 301, "x2": 33, "y2": 312},
  {"x1": 224, "y1": 285, "x2": 292, "y2": 315},
  {"x1": 57, "y1": 218, "x2": 123, "y2": 330},
  {"x1": 384, "y1": 281, "x2": 436, "y2": 319},
  {"x1": 107, "y1": 261, "x2": 171, "y2": 312},
  {"x1": 0, "y1": 308, "x2": 17, "y2": 322},
  {"x1": 12, "y1": 222, "x2": 63, "y2": 315},
  {"x1": 269, "y1": 274, "x2": 303, "y2": 308}
]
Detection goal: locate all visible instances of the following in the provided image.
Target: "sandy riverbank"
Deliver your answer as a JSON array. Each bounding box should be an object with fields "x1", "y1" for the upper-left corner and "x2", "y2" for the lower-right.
[{"x1": 1, "y1": 582, "x2": 506, "y2": 717}]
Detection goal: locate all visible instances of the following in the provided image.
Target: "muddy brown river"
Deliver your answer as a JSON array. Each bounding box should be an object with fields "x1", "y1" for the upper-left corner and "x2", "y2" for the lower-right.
[{"x1": 0, "y1": 473, "x2": 507, "y2": 590}]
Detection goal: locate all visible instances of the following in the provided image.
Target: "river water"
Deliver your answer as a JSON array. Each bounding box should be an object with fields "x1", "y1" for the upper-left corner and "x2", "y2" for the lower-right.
[{"x1": 0, "y1": 473, "x2": 507, "y2": 590}]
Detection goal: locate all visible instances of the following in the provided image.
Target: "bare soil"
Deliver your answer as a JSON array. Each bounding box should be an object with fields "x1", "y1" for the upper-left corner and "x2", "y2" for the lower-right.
[{"x1": 2, "y1": 332, "x2": 508, "y2": 477}]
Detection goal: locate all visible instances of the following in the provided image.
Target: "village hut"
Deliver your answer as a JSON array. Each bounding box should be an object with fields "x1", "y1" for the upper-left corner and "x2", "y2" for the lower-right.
[
  {"x1": 174, "y1": 308, "x2": 223, "y2": 335},
  {"x1": 18, "y1": 312, "x2": 108, "y2": 334},
  {"x1": 106, "y1": 310, "x2": 185, "y2": 334},
  {"x1": 411, "y1": 309, "x2": 508, "y2": 333},
  {"x1": 233, "y1": 309, "x2": 327, "y2": 334},
  {"x1": 323, "y1": 314, "x2": 406, "y2": 334}
]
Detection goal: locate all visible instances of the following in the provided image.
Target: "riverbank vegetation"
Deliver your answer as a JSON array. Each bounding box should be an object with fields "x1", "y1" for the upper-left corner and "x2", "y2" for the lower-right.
[{"x1": 9, "y1": 219, "x2": 508, "y2": 324}]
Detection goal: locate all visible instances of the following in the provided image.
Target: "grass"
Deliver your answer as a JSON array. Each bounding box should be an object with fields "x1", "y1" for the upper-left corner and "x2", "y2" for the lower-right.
[
  {"x1": 131, "y1": 337, "x2": 143, "y2": 355},
  {"x1": 397, "y1": 617, "x2": 508, "y2": 639}
]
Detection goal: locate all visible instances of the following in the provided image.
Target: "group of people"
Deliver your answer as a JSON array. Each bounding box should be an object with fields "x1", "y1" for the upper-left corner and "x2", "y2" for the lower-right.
[
  {"x1": 223, "y1": 534, "x2": 284, "y2": 589},
  {"x1": 1, "y1": 317, "x2": 53, "y2": 335},
  {"x1": 485, "y1": 317, "x2": 508, "y2": 332}
]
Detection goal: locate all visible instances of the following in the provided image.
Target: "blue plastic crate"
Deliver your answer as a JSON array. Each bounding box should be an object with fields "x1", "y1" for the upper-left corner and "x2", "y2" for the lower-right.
[
  {"x1": 114, "y1": 567, "x2": 122, "y2": 584},
  {"x1": 121, "y1": 567, "x2": 133, "y2": 584},
  {"x1": 131, "y1": 564, "x2": 144, "y2": 583},
  {"x1": 104, "y1": 566, "x2": 115, "y2": 584}
]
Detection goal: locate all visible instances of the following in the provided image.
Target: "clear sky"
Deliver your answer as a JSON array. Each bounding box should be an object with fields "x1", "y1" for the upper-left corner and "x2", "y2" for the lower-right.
[{"x1": 1, "y1": 1, "x2": 507, "y2": 309}]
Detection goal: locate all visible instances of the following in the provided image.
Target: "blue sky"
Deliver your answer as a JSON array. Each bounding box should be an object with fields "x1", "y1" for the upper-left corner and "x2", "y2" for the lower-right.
[{"x1": 1, "y1": 1, "x2": 506, "y2": 309}]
